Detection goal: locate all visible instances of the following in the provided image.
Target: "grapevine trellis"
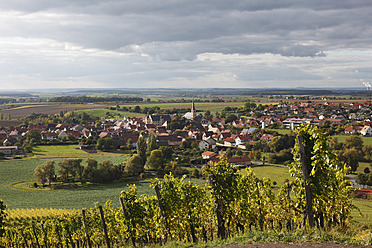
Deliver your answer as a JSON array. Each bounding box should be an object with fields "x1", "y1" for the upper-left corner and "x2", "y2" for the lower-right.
[{"x1": 0, "y1": 125, "x2": 356, "y2": 247}]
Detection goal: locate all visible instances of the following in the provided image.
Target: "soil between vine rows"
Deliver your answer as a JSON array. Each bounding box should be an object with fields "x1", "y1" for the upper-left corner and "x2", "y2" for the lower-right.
[{"x1": 213, "y1": 242, "x2": 371, "y2": 248}]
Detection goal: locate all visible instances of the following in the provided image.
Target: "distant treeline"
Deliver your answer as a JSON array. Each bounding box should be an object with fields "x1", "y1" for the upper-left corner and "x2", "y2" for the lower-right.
[
  {"x1": 0, "y1": 93, "x2": 34, "y2": 97},
  {"x1": 242, "y1": 90, "x2": 335, "y2": 96},
  {"x1": 0, "y1": 98, "x2": 17, "y2": 105},
  {"x1": 48, "y1": 96, "x2": 144, "y2": 103}
]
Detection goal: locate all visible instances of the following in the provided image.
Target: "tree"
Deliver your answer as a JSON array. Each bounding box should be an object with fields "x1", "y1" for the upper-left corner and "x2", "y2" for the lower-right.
[
  {"x1": 340, "y1": 148, "x2": 363, "y2": 172},
  {"x1": 96, "y1": 137, "x2": 116, "y2": 151},
  {"x1": 203, "y1": 110, "x2": 213, "y2": 119},
  {"x1": 248, "y1": 150, "x2": 261, "y2": 161},
  {"x1": 328, "y1": 136, "x2": 343, "y2": 151},
  {"x1": 159, "y1": 146, "x2": 173, "y2": 161},
  {"x1": 34, "y1": 165, "x2": 47, "y2": 186},
  {"x1": 236, "y1": 149, "x2": 243, "y2": 157},
  {"x1": 147, "y1": 149, "x2": 164, "y2": 170},
  {"x1": 93, "y1": 160, "x2": 121, "y2": 183},
  {"x1": 125, "y1": 154, "x2": 144, "y2": 175},
  {"x1": 127, "y1": 138, "x2": 133, "y2": 150},
  {"x1": 363, "y1": 144, "x2": 372, "y2": 161},
  {"x1": 137, "y1": 135, "x2": 147, "y2": 165},
  {"x1": 180, "y1": 140, "x2": 190, "y2": 149},
  {"x1": 57, "y1": 158, "x2": 83, "y2": 182},
  {"x1": 147, "y1": 132, "x2": 158, "y2": 152},
  {"x1": 225, "y1": 114, "x2": 237, "y2": 124},
  {"x1": 27, "y1": 129, "x2": 42, "y2": 143},
  {"x1": 83, "y1": 158, "x2": 98, "y2": 182},
  {"x1": 34, "y1": 160, "x2": 55, "y2": 186},
  {"x1": 345, "y1": 135, "x2": 363, "y2": 149},
  {"x1": 225, "y1": 148, "x2": 233, "y2": 158}
]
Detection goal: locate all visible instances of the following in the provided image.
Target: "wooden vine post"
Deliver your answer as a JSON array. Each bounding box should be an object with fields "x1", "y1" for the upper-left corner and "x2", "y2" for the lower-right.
[
  {"x1": 298, "y1": 134, "x2": 315, "y2": 228},
  {"x1": 208, "y1": 174, "x2": 226, "y2": 239},
  {"x1": 98, "y1": 205, "x2": 111, "y2": 248},
  {"x1": 81, "y1": 209, "x2": 92, "y2": 248},
  {"x1": 119, "y1": 197, "x2": 136, "y2": 247},
  {"x1": 31, "y1": 224, "x2": 40, "y2": 248},
  {"x1": 154, "y1": 184, "x2": 171, "y2": 238}
]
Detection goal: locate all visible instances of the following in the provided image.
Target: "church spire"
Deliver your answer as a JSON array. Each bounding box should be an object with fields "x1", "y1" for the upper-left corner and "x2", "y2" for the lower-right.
[{"x1": 191, "y1": 100, "x2": 196, "y2": 120}]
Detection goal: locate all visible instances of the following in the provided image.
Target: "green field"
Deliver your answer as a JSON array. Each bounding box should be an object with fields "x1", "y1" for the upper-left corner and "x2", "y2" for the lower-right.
[
  {"x1": 0, "y1": 157, "x2": 143, "y2": 209},
  {"x1": 334, "y1": 135, "x2": 372, "y2": 146},
  {"x1": 266, "y1": 128, "x2": 293, "y2": 135},
  {"x1": 250, "y1": 165, "x2": 291, "y2": 186},
  {"x1": 75, "y1": 109, "x2": 142, "y2": 119},
  {"x1": 29, "y1": 144, "x2": 125, "y2": 159}
]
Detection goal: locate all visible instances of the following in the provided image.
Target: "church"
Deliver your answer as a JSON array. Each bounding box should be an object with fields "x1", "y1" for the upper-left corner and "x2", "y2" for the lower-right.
[{"x1": 183, "y1": 101, "x2": 198, "y2": 120}]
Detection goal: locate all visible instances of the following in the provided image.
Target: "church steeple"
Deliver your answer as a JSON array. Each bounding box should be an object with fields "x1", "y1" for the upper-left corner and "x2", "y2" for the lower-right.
[{"x1": 191, "y1": 100, "x2": 196, "y2": 120}]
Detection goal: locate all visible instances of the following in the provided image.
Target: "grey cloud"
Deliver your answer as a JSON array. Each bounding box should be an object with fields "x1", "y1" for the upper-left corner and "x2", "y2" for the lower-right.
[{"x1": 1, "y1": 0, "x2": 371, "y2": 60}]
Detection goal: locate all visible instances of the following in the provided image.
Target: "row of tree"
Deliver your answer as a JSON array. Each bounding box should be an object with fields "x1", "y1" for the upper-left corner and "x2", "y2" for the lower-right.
[{"x1": 34, "y1": 158, "x2": 122, "y2": 186}]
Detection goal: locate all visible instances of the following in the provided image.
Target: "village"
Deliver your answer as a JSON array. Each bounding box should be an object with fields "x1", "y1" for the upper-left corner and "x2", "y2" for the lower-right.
[{"x1": 0, "y1": 99, "x2": 371, "y2": 171}]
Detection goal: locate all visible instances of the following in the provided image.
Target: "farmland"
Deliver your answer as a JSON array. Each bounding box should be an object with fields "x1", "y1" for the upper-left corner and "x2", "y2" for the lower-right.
[{"x1": 0, "y1": 103, "x2": 109, "y2": 120}]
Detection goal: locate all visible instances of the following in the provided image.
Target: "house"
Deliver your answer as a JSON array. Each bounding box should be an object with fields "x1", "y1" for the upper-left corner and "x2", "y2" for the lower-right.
[
  {"x1": 41, "y1": 132, "x2": 58, "y2": 141},
  {"x1": 218, "y1": 130, "x2": 231, "y2": 141},
  {"x1": 145, "y1": 115, "x2": 171, "y2": 126},
  {"x1": 199, "y1": 137, "x2": 217, "y2": 150},
  {"x1": 344, "y1": 126, "x2": 362, "y2": 135},
  {"x1": 361, "y1": 126, "x2": 372, "y2": 136},
  {"x1": 210, "y1": 156, "x2": 251, "y2": 167},
  {"x1": 224, "y1": 137, "x2": 236, "y2": 147},
  {"x1": 202, "y1": 151, "x2": 217, "y2": 160},
  {"x1": 8, "y1": 131, "x2": 21, "y2": 140},
  {"x1": 235, "y1": 135, "x2": 251, "y2": 146},
  {"x1": 0, "y1": 146, "x2": 18, "y2": 156}
]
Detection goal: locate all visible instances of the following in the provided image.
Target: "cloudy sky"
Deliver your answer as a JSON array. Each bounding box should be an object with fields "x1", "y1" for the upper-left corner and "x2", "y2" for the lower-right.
[{"x1": 0, "y1": 0, "x2": 371, "y2": 90}]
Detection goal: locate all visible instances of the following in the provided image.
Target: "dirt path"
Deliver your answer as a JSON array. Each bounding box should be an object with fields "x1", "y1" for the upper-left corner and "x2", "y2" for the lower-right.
[{"x1": 214, "y1": 242, "x2": 371, "y2": 248}]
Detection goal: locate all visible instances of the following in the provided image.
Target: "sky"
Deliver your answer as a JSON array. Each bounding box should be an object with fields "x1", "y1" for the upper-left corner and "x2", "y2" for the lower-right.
[{"x1": 0, "y1": 1, "x2": 371, "y2": 90}]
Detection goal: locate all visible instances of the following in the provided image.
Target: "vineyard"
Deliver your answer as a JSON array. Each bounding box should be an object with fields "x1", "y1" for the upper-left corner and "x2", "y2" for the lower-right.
[{"x1": 0, "y1": 125, "x2": 371, "y2": 247}]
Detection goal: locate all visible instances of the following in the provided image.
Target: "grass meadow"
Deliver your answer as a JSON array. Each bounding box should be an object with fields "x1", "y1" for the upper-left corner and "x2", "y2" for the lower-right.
[
  {"x1": 334, "y1": 134, "x2": 372, "y2": 146},
  {"x1": 0, "y1": 156, "x2": 146, "y2": 210},
  {"x1": 29, "y1": 144, "x2": 125, "y2": 159}
]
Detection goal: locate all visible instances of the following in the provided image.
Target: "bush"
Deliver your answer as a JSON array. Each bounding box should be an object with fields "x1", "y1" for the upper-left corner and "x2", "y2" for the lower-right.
[{"x1": 192, "y1": 168, "x2": 200, "y2": 178}]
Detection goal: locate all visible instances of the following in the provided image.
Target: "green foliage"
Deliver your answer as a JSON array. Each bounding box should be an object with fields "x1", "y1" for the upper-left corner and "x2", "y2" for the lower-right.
[
  {"x1": 92, "y1": 160, "x2": 121, "y2": 183},
  {"x1": 147, "y1": 132, "x2": 158, "y2": 152},
  {"x1": 180, "y1": 140, "x2": 190, "y2": 149},
  {"x1": 159, "y1": 146, "x2": 173, "y2": 161},
  {"x1": 147, "y1": 149, "x2": 164, "y2": 170},
  {"x1": 82, "y1": 158, "x2": 98, "y2": 181},
  {"x1": 345, "y1": 135, "x2": 363, "y2": 149},
  {"x1": 26, "y1": 129, "x2": 42, "y2": 143},
  {"x1": 136, "y1": 135, "x2": 147, "y2": 165},
  {"x1": 356, "y1": 172, "x2": 372, "y2": 186},
  {"x1": 268, "y1": 148, "x2": 293, "y2": 164},
  {"x1": 340, "y1": 148, "x2": 363, "y2": 172},
  {"x1": 0, "y1": 198, "x2": 6, "y2": 238},
  {"x1": 291, "y1": 124, "x2": 355, "y2": 226},
  {"x1": 57, "y1": 158, "x2": 83, "y2": 182},
  {"x1": 151, "y1": 174, "x2": 210, "y2": 241},
  {"x1": 125, "y1": 154, "x2": 144, "y2": 176},
  {"x1": 225, "y1": 114, "x2": 238, "y2": 124},
  {"x1": 96, "y1": 137, "x2": 116, "y2": 151},
  {"x1": 34, "y1": 160, "x2": 55, "y2": 186},
  {"x1": 248, "y1": 150, "x2": 261, "y2": 161}
]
